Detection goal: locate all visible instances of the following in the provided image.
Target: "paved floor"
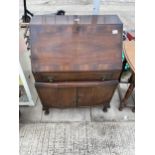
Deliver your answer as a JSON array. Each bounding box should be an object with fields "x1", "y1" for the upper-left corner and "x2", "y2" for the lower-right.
[
  {"x1": 20, "y1": 122, "x2": 135, "y2": 155},
  {"x1": 20, "y1": 83, "x2": 135, "y2": 123}
]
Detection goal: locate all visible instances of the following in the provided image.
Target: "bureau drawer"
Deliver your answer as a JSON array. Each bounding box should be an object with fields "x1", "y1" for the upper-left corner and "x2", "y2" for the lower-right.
[
  {"x1": 35, "y1": 80, "x2": 118, "y2": 108},
  {"x1": 33, "y1": 71, "x2": 121, "y2": 82}
]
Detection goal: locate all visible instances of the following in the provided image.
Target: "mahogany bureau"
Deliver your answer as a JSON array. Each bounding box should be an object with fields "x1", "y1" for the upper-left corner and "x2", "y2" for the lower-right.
[{"x1": 29, "y1": 15, "x2": 123, "y2": 114}]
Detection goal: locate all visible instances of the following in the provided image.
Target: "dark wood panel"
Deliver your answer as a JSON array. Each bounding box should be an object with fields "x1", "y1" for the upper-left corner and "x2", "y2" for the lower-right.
[
  {"x1": 30, "y1": 16, "x2": 122, "y2": 73},
  {"x1": 77, "y1": 80, "x2": 118, "y2": 106},
  {"x1": 33, "y1": 71, "x2": 121, "y2": 82},
  {"x1": 35, "y1": 81, "x2": 118, "y2": 108},
  {"x1": 35, "y1": 83, "x2": 76, "y2": 108}
]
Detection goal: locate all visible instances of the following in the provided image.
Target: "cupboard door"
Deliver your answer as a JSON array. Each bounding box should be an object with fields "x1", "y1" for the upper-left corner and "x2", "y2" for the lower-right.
[
  {"x1": 77, "y1": 81, "x2": 118, "y2": 106},
  {"x1": 35, "y1": 82, "x2": 76, "y2": 108}
]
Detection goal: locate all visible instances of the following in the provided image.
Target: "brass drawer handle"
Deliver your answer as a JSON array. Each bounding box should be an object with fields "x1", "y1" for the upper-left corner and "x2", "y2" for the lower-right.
[
  {"x1": 102, "y1": 77, "x2": 105, "y2": 81},
  {"x1": 102, "y1": 75, "x2": 107, "y2": 81},
  {"x1": 47, "y1": 76, "x2": 53, "y2": 82}
]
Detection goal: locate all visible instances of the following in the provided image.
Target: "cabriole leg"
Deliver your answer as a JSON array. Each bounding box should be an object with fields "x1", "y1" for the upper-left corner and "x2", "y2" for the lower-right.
[
  {"x1": 103, "y1": 102, "x2": 109, "y2": 112},
  {"x1": 43, "y1": 106, "x2": 49, "y2": 115}
]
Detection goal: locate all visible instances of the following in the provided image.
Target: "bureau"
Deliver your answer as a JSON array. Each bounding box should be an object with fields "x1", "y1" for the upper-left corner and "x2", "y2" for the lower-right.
[{"x1": 30, "y1": 15, "x2": 123, "y2": 114}]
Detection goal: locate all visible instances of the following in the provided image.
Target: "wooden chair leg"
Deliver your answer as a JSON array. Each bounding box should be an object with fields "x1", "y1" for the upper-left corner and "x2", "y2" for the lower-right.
[
  {"x1": 119, "y1": 103, "x2": 124, "y2": 111},
  {"x1": 132, "y1": 107, "x2": 135, "y2": 113},
  {"x1": 122, "y1": 83, "x2": 135, "y2": 106},
  {"x1": 119, "y1": 73, "x2": 135, "y2": 111},
  {"x1": 119, "y1": 58, "x2": 127, "y2": 82},
  {"x1": 119, "y1": 80, "x2": 135, "y2": 111}
]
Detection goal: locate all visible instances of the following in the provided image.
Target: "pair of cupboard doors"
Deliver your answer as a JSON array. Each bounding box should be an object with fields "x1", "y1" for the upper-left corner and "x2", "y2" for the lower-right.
[{"x1": 36, "y1": 81, "x2": 118, "y2": 108}]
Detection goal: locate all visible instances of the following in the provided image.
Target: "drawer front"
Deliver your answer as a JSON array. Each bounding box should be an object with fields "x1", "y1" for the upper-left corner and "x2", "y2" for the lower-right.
[
  {"x1": 35, "y1": 80, "x2": 118, "y2": 108},
  {"x1": 33, "y1": 71, "x2": 121, "y2": 82}
]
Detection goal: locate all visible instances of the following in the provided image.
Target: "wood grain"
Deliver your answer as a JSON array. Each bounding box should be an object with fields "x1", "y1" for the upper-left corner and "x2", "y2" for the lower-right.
[
  {"x1": 30, "y1": 15, "x2": 123, "y2": 72},
  {"x1": 35, "y1": 81, "x2": 118, "y2": 108},
  {"x1": 30, "y1": 15, "x2": 123, "y2": 109}
]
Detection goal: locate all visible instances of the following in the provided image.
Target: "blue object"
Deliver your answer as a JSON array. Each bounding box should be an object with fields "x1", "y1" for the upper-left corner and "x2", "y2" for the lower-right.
[{"x1": 122, "y1": 51, "x2": 130, "y2": 71}]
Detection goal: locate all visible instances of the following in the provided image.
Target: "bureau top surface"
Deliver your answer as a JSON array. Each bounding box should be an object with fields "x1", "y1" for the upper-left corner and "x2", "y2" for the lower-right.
[
  {"x1": 30, "y1": 15, "x2": 123, "y2": 25},
  {"x1": 30, "y1": 15, "x2": 123, "y2": 72}
]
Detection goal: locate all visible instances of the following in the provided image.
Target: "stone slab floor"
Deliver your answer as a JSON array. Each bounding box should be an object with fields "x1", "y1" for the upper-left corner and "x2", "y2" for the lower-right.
[
  {"x1": 19, "y1": 83, "x2": 135, "y2": 155},
  {"x1": 20, "y1": 122, "x2": 134, "y2": 155}
]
